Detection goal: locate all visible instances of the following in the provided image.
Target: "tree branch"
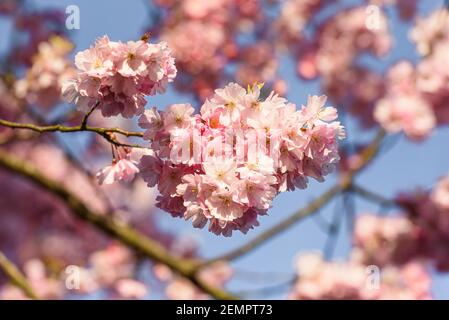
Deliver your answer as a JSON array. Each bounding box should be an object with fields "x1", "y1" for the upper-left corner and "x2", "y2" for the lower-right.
[
  {"x1": 350, "y1": 184, "x2": 397, "y2": 208},
  {"x1": 0, "y1": 251, "x2": 39, "y2": 300},
  {"x1": 205, "y1": 129, "x2": 386, "y2": 264},
  {"x1": 0, "y1": 149, "x2": 237, "y2": 300},
  {"x1": 0, "y1": 119, "x2": 145, "y2": 148},
  {"x1": 0, "y1": 115, "x2": 386, "y2": 296}
]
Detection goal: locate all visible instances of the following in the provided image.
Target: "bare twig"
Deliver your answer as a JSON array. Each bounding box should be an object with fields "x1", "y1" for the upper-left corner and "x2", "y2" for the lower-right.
[
  {"x1": 0, "y1": 119, "x2": 145, "y2": 148},
  {"x1": 351, "y1": 184, "x2": 397, "y2": 208}
]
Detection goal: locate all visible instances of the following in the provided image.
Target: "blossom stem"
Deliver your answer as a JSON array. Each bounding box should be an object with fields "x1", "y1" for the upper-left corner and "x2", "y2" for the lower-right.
[
  {"x1": 80, "y1": 101, "x2": 100, "y2": 129},
  {"x1": 0, "y1": 149, "x2": 237, "y2": 300},
  {"x1": 0, "y1": 251, "x2": 39, "y2": 300}
]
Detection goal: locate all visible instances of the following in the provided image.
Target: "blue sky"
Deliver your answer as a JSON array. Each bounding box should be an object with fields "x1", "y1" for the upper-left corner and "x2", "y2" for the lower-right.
[{"x1": 2, "y1": 0, "x2": 449, "y2": 299}]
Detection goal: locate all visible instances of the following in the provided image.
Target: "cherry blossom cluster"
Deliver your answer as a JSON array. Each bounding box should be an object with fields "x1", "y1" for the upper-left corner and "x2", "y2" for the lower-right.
[
  {"x1": 275, "y1": 0, "x2": 327, "y2": 44},
  {"x1": 14, "y1": 36, "x2": 76, "y2": 109},
  {"x1": 138, "y1": 83, "x2": 344, "y2": 236},
  {"x1": 149, "y1": 0, "x2": 280, "y2": 100},
  {"x1": 289, "y1": 253, "x2": 431, "y2": 300},
  {"x1": 0, "y1": 6, "x2": 66, "y2": 67},
  {"x1": 62, "y1": 35, "x2": 177, "y2": 118},
  {"x1": 396, "y1": 175, "x2": 449, "y2": 271},
  {"x1": 352, "y1": 214, "x2": 422, "y2": 267},
  {"x1": 64, "y1": 243, "x2": 149, "y2": 299},
  {"x1": 0, "y1": 6, "x2": 69, "y2": 122},
  {"x1": 351, "y1": 174, "x2": 449, "y2": 272},
  {"x1": 296, "y1": 6, "x2": 391, "y2": 80},
  {"x1": 96, "y1": 147, "x2": 140, "y2": 186},
  {"x1": 374, "y1": 9, "x2": 449, "y2": 140},
  {"x1": 144, "y1": 1, "x2": 446, "y2": 138},
  {"x1": 283, "y1": 4, "x2": 393, "y2": 129},
  {"x1": 373, "y1": 60, "x2": 437, "y2": 140}
]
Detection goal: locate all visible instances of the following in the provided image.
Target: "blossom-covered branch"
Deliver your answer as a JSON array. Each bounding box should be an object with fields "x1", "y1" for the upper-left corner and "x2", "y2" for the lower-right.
[{"x1": 0, "y1": 149, "x2": 236, "y2": 300}]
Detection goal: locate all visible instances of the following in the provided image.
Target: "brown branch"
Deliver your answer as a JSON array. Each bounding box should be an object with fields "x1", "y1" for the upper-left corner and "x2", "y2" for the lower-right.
[
  {"x1": 0, "y1": 251, "x2": 39, "y2": 300},
  {"x1": 0, "y1": 119, "x2": 145, "y2": 149},
  {"x1": 0, "y1": 149, "x2": 237, "y2": 300},
  {"x1": 205, "y1": 129, "x2": 386, "y2": 264}
]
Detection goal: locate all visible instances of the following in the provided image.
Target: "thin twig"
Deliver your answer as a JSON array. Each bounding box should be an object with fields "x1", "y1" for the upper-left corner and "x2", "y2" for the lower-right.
[
  {"x1": 350, "y1": 184, "x2": 397, "y2": 208},
  {"x1": 80, "y1": 101, "x2": 100, "y2": 129},
  {"x1": 0, "y1": 119, "x2": 145, "y2": 148}
]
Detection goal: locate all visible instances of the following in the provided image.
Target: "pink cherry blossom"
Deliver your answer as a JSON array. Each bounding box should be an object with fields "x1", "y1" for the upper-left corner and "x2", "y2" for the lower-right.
[
  {"x1": 63, "y1": 36, "x2": 176, "y2": 118},
  {"x1": 96, "y1": 148, "x2": 139, "y2": 185},
  {"x1": 14, "y1": 36, "x2": 76, "y2": 109},
  {"x1": 114, "y1": 279, "x2": 148, "y2": 299},
  {"x1": 210, "y1": 82, "x2": 247, "y2": 126},
  {"x1": 115, "y1": 41, "x2": 153, "y2": 77},
  {"x1": 352, "y1": 214, "x2": 421, "y2": 267},
  {"x1": 139, "y1": 107, "x2": 164, "y2": 140},
  {"x1": 74, "y1": 37, "x2": 114, "y2": 78},
  {"x1": 163, "y1": 103, "x2": 195, "y2": 131},
  {"x1": 289, "y1": 253, "x2": 431, "y2": 300},
  {"x1": 374, "y1": 94, "x2": 436, "y2": 140},
  {"x1": 138, "y1": 82, "x2": 344, "y2": 235},
  {"x1": 205, "y1": 187, "x2": 245, "y2": 222}
]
